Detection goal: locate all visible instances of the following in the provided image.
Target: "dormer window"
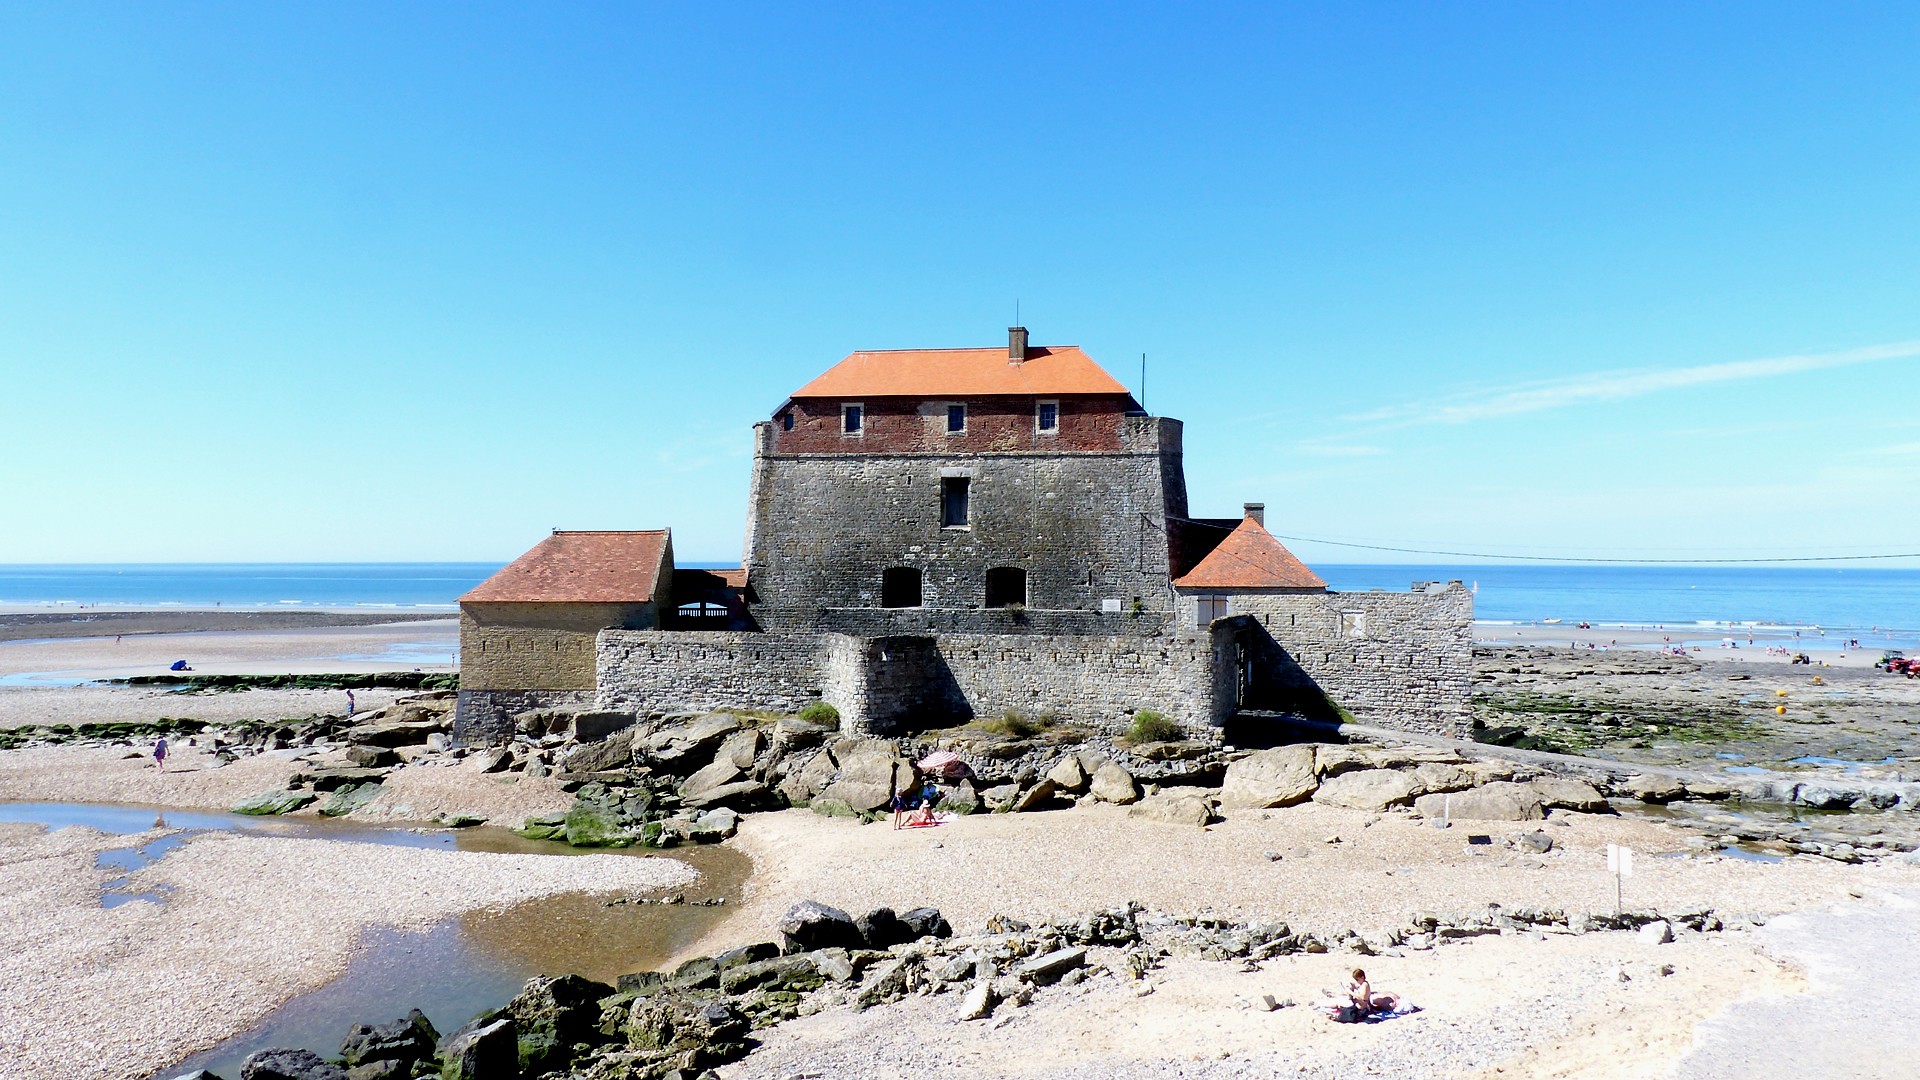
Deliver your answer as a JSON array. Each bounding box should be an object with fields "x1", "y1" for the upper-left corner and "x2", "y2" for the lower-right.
[
  {"x1": 946, "y1": 403, "x2": 966, "y2": 434},
  {"x1": 842, "y1": 403, "x2": 864, "y2": 435},
  {"x1": 1036, "y1": 401, "x2": 1059, "y2": 433}
]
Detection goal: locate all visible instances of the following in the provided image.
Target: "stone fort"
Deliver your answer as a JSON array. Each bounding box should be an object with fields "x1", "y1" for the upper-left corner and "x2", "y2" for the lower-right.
[{"x1": 455, "y1": 329, "x2": 1471, "y2": 742}]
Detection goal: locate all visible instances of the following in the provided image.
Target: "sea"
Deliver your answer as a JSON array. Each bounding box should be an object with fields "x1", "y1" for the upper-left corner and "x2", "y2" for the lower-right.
[{"x1": 0, "y1": 563, "x2": 1915, "y2": 650}]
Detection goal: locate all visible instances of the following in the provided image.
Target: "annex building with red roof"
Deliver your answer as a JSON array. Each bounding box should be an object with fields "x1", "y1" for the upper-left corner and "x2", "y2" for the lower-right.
[{"x1": 455, "y1": 328, "x2": 1471, "y2": 743}]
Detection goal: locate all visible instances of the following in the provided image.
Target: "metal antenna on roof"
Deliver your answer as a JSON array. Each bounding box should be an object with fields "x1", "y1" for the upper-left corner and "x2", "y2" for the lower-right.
[{"x1": 1141, "y1": 353, "x2": 1148, "y2": 411}]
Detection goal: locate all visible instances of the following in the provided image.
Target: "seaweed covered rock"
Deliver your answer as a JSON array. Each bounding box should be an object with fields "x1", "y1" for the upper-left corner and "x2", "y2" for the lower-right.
[
  {"x1": 439, "y1": 1015, "x2": 518, "y2": 1080},
  {"x1": 507, "y1": 974, "x2": 615, "y2": 1073}
]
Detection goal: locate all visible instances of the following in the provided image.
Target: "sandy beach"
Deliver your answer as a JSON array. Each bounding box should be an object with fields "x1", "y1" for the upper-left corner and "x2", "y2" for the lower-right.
[{"x1": 704, "y1": 806, "x2": 1918, "y2": 1079}]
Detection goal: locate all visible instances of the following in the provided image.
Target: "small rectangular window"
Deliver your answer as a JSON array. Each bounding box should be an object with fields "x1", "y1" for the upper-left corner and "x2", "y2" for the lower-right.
[
  {"x1": 941, "y1": 476, "x2": 970, "y2": 527},
  {"x1": 1037, "y1": 401, "x2": 1059, "y2": 433},
  {"x1": 781, "y1": 411, "x2": 794, "y2": 431},
  {"x1": 946, "y1": 403, "x2": 966, "y2": 433},
  {"x1": 842, "y1": 403, "x2": 863, "y2": 434}
]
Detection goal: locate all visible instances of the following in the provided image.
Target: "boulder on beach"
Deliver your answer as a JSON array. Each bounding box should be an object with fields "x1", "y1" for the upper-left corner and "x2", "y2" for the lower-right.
[
  {"x1": 1413, "y1": 781, "x2": 1544, "y2": 821},
  {"x1": 644, "y1": 713, "x2": 743, "y2": 773},
  {"x1": 1312, "y1": 768, "x2": 1419, "y2": 811},
  {"x1": 317, "y1": 781, "x2": 382, "y2": 818},
  {"x1": 339, "y1": 1009, "x2": 438, "y2": 1068},
  {"x1": 1218, "y1": 745, "x2": 1317, "y2": 808},
  {"x1": 439, "y1": 1015, "x2": 518, "y2": 1080},
  {"x1": 777, "y1": 900, "x2": 865, "y2": 953},
  {"x1": 1046, "y1": 756, "x2": 1090, "y2": 793},
  {"x1": 1128, "y1": 792, "x2": 1216, "y2": 827},
  {"x1": 238, "y1": 1048, "x2": 348, "y2": 1080},
  {"x1": 816, "y1": 739, "x2": 913, "y2": 812},
  {"x1": 507, "y1": 974, "x2": 614, "y2": 1072},
  {"x1": 1530, "y1": 777, "x2": 1610, "y2": 813},
  {"x1": 1088, "y1": 762, "x2": 1140, "y2": 804},
  {"x1": 562, "y1": 728, "x2": 637, "y2": 773},
  {"x1": 231, "y1": 790, "x2": 318, "y2": 816}
]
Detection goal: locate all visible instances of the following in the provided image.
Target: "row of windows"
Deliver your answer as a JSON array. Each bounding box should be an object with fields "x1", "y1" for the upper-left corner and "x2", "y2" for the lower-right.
[
  {"x1": 776, "y1": 402, "x2": 1062, "y2": 435},
  {"x1": 880, "y1": 566, "x2": 1027, "y2": 609}
]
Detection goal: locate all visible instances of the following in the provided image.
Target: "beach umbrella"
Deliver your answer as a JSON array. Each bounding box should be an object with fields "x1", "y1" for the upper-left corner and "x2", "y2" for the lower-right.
[{"x1": 916, "y1": 750, "x2": 971, "y2": 778}]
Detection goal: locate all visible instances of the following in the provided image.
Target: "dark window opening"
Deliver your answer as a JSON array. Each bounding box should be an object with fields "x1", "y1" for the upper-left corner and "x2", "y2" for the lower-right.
[
  {"x1": 781, "y1": 411, "x2": 793, "y2": 431},
  {"x1": 941, "y1": 477, "x2": 970, "y2": 527},
  {"x1": 843, "y1": 404, "x2": 863, "y2": 433},
  {"x1": 881, "y1": 566, "x2": 923, "y2": 608},
  {"x1": 1037, "y1": 402, "x2": 1059, "y2": 432},
  {"x1": 985, "y1": 567, "x2": 1028, "y2": 608},
  {"x1": 946, "y1": 403, "x2": 966, "y2": 433}
]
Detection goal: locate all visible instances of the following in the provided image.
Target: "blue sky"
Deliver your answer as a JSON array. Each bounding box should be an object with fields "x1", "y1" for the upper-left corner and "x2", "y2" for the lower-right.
[{"x1": 2, "y1": 3, "x2": 1916, "y2": 566}]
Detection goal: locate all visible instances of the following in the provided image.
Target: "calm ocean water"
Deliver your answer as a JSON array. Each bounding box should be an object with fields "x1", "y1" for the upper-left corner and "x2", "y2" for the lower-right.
[{"x1": 0, "y1": 563, "x2": 1915, "y2": 642}]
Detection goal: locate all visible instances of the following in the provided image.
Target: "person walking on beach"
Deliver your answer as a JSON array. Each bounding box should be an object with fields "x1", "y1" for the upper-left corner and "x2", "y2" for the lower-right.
[
  {"x1": 153, "y1": 737, "x2": 168, "y2": 772},
  {"x1": 346, "y1": 690, "x2": 356, "y2": 720}
]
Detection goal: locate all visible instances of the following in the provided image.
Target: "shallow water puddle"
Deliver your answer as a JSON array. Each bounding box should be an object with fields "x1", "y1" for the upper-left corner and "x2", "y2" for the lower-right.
[
  {"x1": 159, "y1": 843, "x2": 747, "y2": 1079},
  {"x1": 0, "y1": 801, "x2": 749, "y2": 1080}
]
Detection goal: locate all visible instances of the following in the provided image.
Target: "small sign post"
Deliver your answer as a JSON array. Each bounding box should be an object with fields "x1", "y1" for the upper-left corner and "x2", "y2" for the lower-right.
[{"x1": 1606, "y1": 844, "x2": 1634, "y2": 917}]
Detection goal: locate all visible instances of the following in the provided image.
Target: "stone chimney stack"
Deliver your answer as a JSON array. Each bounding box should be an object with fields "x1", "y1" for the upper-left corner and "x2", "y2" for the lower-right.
[
  {"x1": 1008, "y1": 326, "x2": 1029, "y2": 363},
  {"x1": 1244, "y1": 502, "x2": 1265, "y2": 526}
]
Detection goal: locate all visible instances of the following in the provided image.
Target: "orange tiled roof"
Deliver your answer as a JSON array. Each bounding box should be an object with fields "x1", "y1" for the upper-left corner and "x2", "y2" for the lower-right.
[
  {"x1": 461, "y1": 530, "x2": 671, "y2": 603},
  {"x1": 1172, "y1": 516, "x2": 1327, "y2": 591},
  {"x1": 790, "y1": 345, "x2": 1132, "y2": 399}
]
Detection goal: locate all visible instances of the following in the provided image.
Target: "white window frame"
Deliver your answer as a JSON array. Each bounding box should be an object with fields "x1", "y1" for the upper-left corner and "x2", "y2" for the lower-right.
[
  {"x1": 1036, "y1": 399, "x2": 1060, "y2": 434},
  {"x1": 945, "y1": 402, "x2": 967, "y2": 435},
  {"x1": 841, "y1": 402, "x2": 864, "y2": 436}
]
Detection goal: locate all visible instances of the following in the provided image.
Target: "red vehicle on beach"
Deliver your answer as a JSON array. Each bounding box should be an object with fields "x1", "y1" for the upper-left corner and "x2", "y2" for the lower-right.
[{"x1": 1876, "y1": 652, "x2": 1915, "y2": 676}]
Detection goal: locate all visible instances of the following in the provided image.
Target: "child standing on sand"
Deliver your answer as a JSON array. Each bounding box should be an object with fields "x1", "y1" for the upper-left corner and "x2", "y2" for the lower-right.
[{"x1": 153, "y1": 737, "x2": 168, "y2": 772}]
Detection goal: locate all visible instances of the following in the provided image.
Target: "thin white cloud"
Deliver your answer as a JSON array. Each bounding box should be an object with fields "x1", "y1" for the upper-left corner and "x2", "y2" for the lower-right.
[
  {"x1": 1295, "y1": 441, "x2": 1390, "y2": 457},
  {"x1": 1349, "y1": 339, "x2": 1920, "y2": 430},
  {"x1": 1869, "y1": 441, "x2": 1920, "y2": 457}
]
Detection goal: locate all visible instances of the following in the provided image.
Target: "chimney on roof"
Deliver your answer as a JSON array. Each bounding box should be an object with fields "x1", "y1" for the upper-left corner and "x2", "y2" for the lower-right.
[
  {"x1": 1243, "y1": 502, "x2": 1265, "y2": 526},
  {"x1": 1008, "y1": 326, "x2": 1028, "y2": 363}
]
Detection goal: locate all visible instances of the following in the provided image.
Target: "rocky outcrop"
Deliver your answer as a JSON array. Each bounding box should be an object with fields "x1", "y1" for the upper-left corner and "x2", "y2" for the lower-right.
[
  {"x1": 1217, "y1": 746, "x2": 1317, "y2": 808},
  {"x1": 1312, "y1": 768, "x2": 1420, "y2": 811},
  {"x1": 338, "y1": 1010, "x2": 438, "y2": 1071},
  {"x1": 231, "y1": 789, "x2": 318, "y2": 816},
  {"x1": 238, "y1": 1048, "x2": 348, "y2": 1080},
  {"x1": 1412, "y1": 781, "x2": 1544, "y2": 821}
]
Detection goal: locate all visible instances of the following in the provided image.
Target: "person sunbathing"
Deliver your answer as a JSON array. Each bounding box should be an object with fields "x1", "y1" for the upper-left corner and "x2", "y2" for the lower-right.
[{"x1": 1347, "y1": 969, "x2": 1402, "y2": 1016}]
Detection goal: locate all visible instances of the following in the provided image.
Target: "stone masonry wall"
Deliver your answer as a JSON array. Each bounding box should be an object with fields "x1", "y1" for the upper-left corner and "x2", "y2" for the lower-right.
[
  {"x1": 454, "y1": 688, "x2": 594, "y2": 745},
  {"x1": 595, "y1": 631, "x2": 838, "y2": 718},
  {"x1": 744, "y1": 416, "x2": 1187, "y2": 632},
  {"x1": 594, "y1": 627, "x2": 1228, "y2": 739},
  {"x1": 1215, "y1": 584, "x2": 1474, "y2": 738},
  {"x1": 460, "y1": 603, "x2": 658, "y2": 692}
]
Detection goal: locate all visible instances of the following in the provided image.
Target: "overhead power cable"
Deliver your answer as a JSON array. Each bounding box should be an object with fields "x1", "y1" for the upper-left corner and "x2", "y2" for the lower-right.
[{"x1": 1159, "y1": 515, "x2": 1920, "y2": 564}]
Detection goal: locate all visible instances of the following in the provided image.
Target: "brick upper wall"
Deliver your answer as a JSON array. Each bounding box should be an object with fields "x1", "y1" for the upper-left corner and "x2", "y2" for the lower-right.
[{"x1": 770, "y1": 395, "x2": 1135, "y2": 454}]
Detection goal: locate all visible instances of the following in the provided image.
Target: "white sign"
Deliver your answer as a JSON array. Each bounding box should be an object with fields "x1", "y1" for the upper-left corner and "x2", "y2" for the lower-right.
[{"x1": 1606, "y1": 844, "x2": 1635, "y2": 878}]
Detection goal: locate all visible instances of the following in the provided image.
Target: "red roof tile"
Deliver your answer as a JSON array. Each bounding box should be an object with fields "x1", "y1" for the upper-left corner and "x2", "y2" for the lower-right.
[
  {"x1": 790, "y1": 345, "x2": 1132, "y2": 399},
  {"x1": 1172, "y1": 516, "x2": 1327, "y2": 590},
  {"x1": 461, "y1": 531, "x2": 671, "y2": 603}
]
